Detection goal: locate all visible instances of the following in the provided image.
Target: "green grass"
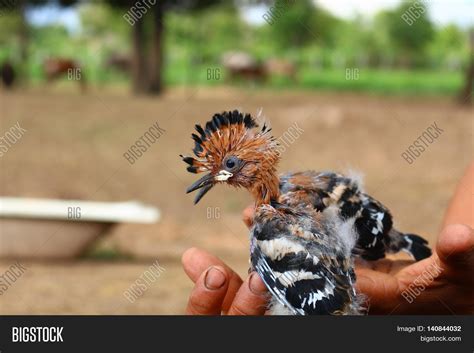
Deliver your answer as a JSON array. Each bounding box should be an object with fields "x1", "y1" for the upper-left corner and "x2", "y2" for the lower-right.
[
  {"x1": 295, "y1": 68, "x2": 462, "y2": 95},
  {"x1": 18, "y1": 59, "x2": 464, "y2": 96},
  {"x1": 166, "y1": 66, "x2": 462, "y2": 96}
]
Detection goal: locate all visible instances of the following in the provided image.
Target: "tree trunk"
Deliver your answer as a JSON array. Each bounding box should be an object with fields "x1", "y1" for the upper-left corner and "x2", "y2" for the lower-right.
[
  {"x1": 459, "y1": 30, "x2": 474, "y2": 105},
  {"x1": 131, "y1": 13, "x2": 147, "y2": 94},
  {"x1": 18, "y1": 0, "x2": 28, "y2": 63},
  {"x1": 459, "y1": 57, "x2": 473, "y2": 105},
  {"x1": 147, "y1": 1, "x2": 164, "y2": 94}
]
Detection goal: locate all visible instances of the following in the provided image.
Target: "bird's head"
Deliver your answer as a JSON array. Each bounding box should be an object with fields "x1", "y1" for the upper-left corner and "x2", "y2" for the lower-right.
[{"x1": 181, "y1": 110, "x2": 280, "y2": 205}]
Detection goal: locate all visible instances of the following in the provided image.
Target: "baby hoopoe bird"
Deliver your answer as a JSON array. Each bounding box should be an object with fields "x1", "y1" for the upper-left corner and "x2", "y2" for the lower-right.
[{"x1": 181, "y1": 110, "x2": 431, "y2": 315}]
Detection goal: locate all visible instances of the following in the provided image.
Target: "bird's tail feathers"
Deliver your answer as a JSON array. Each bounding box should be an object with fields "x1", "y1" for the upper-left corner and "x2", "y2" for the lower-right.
[
  {"x1": 388, "y1": 229, "x2": 432, "y2": 261},
  {"x1": 403, "y1": 233, "x2": 432, "y2": 261}
]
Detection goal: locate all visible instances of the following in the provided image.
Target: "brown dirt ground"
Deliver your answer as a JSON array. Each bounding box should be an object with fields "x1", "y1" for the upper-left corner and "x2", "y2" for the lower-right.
[{"x1": 0, "y1": 86, "x2": 472, "y2": 314}]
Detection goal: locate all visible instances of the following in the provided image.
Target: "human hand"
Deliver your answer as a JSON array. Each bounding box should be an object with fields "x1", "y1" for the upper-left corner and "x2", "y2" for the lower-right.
[
  {"x1": 356, "y1": 224, "x2": 474, "y2": 314},
  {"x1": 182, "y1": 247, "x2": 268, "y2": 315},
  {"x1": 242, "y1": 205, "x2": 474, "y2": 314}
]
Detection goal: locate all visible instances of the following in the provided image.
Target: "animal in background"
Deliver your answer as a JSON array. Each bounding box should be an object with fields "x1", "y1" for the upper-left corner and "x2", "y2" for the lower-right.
[
  {"x1": 264, "y1": 58, "x2": 297, "y2": 82},
  {"x1": 43, "y1": 58, "x2": 86, "y2": 92},
  {"x1": 221, "y1": 51, "x2": 267, "y2": 83},
  {"x1": 221, "y1": 52, "x2": 297, "y2": 84},
  {"x1": 0, "y1": 61, "x2": 16, "y2": 89}
]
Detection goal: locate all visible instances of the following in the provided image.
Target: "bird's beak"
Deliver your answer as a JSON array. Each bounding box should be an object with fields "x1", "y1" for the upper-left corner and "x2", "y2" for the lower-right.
[
  {"x1": 214, "y1": 170, "x2": 233, "y2": 181},
  {"x1": 186, "y1": 170, "x2": 234, "y2": 204},
  {"x1": 186, "y1": 173, "x2": 215, "y2": 204}
]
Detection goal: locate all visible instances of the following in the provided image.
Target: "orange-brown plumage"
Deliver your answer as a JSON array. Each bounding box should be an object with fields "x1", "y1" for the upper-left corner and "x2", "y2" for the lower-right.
[{"x1": 180, "y1": 110, "x2": 280, "y2": 205}]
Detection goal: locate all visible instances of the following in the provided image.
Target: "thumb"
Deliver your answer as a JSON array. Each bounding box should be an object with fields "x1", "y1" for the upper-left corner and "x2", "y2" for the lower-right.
[
  {"x1": 436, "y1": 224, "x2": 474, "y2": 280},
  {"x1": 355, "y1": 268, "x2": 400, "y2": 314}
]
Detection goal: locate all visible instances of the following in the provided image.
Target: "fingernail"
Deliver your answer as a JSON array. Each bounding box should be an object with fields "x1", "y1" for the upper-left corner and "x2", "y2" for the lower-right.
[
  {"x1": 249, "y1": 272, "x2": 267, "y2": 295},
  {"x1": 204, "y1": 267, "x2": 226, "y2": 290}
]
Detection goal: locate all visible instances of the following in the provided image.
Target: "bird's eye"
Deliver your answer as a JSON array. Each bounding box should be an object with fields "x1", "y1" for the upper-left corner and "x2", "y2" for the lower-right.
[{"x1": 224, "y1": 156, "x2": 240, "y2": 171}]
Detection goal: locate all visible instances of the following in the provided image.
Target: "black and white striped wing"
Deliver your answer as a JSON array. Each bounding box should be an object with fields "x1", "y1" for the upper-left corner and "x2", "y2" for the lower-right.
[
  {"x1": 353, "y1": 195, "x2": 393, "y2": 260},
  {"x1": 250, "y1": 237, "x2": 354, "y2": 315},
  {"x1": 251, "y1": 245, "x2": 303, "y2": 315}
]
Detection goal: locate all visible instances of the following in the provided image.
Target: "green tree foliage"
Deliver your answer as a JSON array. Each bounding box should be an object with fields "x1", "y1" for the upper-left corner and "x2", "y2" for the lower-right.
[
  {"x1": 265, "y1": 0, "x2": 315, "y2": 49},
  {"x1": 80, "y1": 3, "x2": 129, "y2": 39},
  {"x1": 0, "y1": 13, "x2": 22, "y2": 46},
  {"x1": 384, "y1": 1, "x2": 434, "y2": 66},
  {"x1": 262, "y1": 0, "x2": 340, "y2": 60},
  {"x1": 0, "y1": 0, "x2": 77, "y2": 7},
  {"x1": 428, "y1": 24, "x2": 468, "y2": 69}
]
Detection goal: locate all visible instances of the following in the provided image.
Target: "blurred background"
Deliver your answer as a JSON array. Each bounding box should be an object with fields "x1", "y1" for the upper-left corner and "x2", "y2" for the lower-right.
[{"x1": 0, "y1": 0, "x2": 472, "y2": 314}]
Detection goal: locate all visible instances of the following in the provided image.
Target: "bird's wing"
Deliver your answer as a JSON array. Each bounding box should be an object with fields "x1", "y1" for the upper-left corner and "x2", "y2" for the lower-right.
[
  {"x1": 279, "y1": 171, "x2": 362, "y2": 217},
  {"x1": 280, "y1": 171, "x2": 430, "y2": 262},
  {"x1": 250, "y1": 232, "x2": 356, "y2": 315},
  {"x1": 251, "y1": 244, "x2": 302, "y2": 315},
  {"x1": 280, "y1": 171, "x2": 394, "y2": 261},
  {"x1": 352, "y1": 195, "x2": 393, "y2": 260}
]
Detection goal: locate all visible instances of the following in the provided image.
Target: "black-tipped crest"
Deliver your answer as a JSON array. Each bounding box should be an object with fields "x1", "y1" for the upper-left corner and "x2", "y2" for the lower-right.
[
  {"x1": 189, "y1": 110, "x2": 259, "y2": 158},
  {"x1": 244, "y1": 114, "x2": 257, "y2": 128},
  {"x1": 195, "y1": 110, "x2": 257, "y2": 139},
  {"x1": 182, "y1": 156, "x2": 194, "y2": 165},
  {"x1": 195, "y1": 124, "x2": 206, "y2": 139},
  {"x1": 205, "y1": 120, "x2": 216, "y2": 134},
  {"x1": 182, "y1": 110, "x2": 274, "y2": 204}
]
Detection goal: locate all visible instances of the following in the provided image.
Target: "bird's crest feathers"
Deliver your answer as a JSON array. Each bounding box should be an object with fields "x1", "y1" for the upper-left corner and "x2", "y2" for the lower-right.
[{"x1": 181, "y1": 110, "x2": 278, "y2": 175}]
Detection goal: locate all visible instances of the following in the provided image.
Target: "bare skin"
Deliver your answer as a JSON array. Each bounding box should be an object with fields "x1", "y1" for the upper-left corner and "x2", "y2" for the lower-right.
[
  {"x1": 183, "y1": 162, "x2": 474, "y2": 315},
  {"x1": 183, "y1": 248, "x2": 268, "y2": 315},
  {"x1": 441, "y1": 162, "x2": 473, "y2": 229}
]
